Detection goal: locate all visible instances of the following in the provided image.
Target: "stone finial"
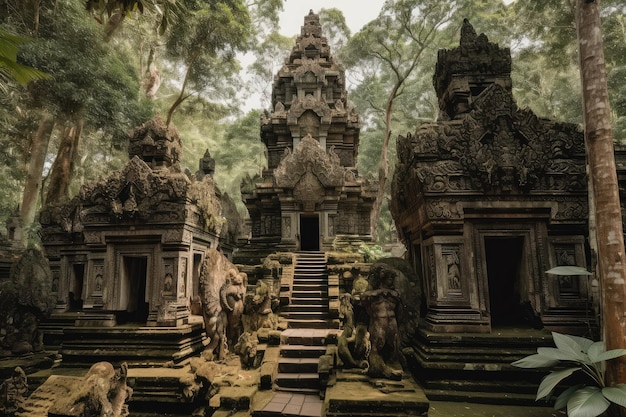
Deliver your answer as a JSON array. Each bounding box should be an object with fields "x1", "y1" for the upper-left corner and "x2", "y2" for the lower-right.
[
  {"x1": 199, "y1": 149, "x2": 215, "y2": 178},
  {"x1": 460, "y1": 18, "x2": 478, "y2": 47},
  {"x1": 128, "y1": 116, "x2": 182, "y2": 170},
  {"x1": 302, "y1": 10, "x2": 322, "y2": 38}
]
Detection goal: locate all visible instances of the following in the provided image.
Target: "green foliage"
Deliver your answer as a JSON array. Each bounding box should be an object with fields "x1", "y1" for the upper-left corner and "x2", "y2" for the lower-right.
[
  {"x1": 246, "y1": 31, "x2": 293, "y2": 108},
  {"x1": 509, "y1": 1, "x2": 626, "y2": 141},
  {"x1": 358, "y1": 243, "x2": 390, "y2": 263},
  {"x1": 0, "y1": 27, "x2": 48, "y2": 89},
  {"x1": 319, "y1": 8, "x2": 351, "y2": 51},
  {"x1": 85, "y1": 0, "x2": 184, "y2": 35},
  {"x1": 163, "y1": 0, "x2": 252, "y2": 124},
  {"x1": 512, "y1": 332, "x2": 626, "y2": 417},
  {"x1": 175, "y1": 109, "x2": 265, "y2": 217}
]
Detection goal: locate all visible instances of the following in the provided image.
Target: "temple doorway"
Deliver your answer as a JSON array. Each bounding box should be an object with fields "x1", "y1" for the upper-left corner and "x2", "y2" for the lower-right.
[
  {"x1": 119, "y1": 256, "x2": 149, "y2": 324},
  {"x1": 69, "y1": 264, "x2": 85, "y2": 310},
  {"x1": 300, "y1": 214, "x2": 320, "y2": 251},
  {"x1": 484, "y1": 236, "x2": 526, "y2": 327}
]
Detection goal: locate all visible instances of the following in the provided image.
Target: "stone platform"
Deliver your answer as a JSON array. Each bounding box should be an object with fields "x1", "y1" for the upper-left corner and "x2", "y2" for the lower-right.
[
  {"x1": 324, "y1": 371, "x2": 430, "y2": 417},
  {"x1": 59, "y1": 320, "x2": 208, "y2": 366}
]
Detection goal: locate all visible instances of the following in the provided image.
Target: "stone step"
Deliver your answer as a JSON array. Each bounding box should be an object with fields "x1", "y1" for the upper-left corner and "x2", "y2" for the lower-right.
[
  {"x1": 295, "y1": 251, "x2": 325, "y2": 256},
  {"x1": 280, "y1": 329, "x2": 334, "y2": 346},
  {"x1": 280, "y1": 345, "x2": 326, "y2": 358},
  {"x1": 424, "y1": 388, "x2": 539, "y2": 406},
  {"x1": 290, "y1": 297, "x2": 327, "y2": 306},
  {"x1": 286, "y1": 318, "x2": 339, "y2": 329},
  {"x1": 424, "y1": 379, "x2": 540, "y2": 395},
  {"x1": 295, "y1": 271, "x2": 325, "y2": 276},
  {"x1": 284, "y1": 311, "x2": 329, "y2": 321},
  {"x1": 278, "y1": 357, "x2": 319, "y2": 373},
  {"x1": 283, "y1": 304, "x2": 329, "y2": 313},
  {"x1": 292, "y1": 290, "x2": 327, "y2": 299},
  {"x1": 293, "y1": 272, "x2": 326, "y2": 278},
  {"x1": 292, "y1": 283, "x2": 329, "y2": 292},
  {"x1": 275, "y1": 372, "x2": 319, "y2": 390}
]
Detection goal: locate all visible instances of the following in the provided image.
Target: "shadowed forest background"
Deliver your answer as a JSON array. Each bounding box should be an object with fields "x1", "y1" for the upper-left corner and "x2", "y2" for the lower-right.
[{"x1": 1, "y1": 0, "x2": 625, "y2": 244}]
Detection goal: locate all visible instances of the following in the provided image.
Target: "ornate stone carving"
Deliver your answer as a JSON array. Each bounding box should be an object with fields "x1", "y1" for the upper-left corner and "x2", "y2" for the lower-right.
[
  {"x1": 274, "y1": 134, "x2": 346, "y2": 189},
  {"x1": 243, "y1": 11, "x2": 373, "y2": 253},
  {"x1": 48, "y1": 362, "x2": 132, "y2": 417},
  {"x1": 128, "y1": 116, "x2": 181, "y2": 170},
  {"x1": 0, "y1": 249, "x2": 56, "y2": 355}
]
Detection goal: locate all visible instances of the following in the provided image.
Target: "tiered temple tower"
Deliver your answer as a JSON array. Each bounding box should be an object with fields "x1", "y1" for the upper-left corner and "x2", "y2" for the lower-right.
[
  {"x1": 242, "y1": 11, "x2": 376, "y2": 255},
  {"x1": 391, "y1": 20, "x2": 592, "y2": 334}
]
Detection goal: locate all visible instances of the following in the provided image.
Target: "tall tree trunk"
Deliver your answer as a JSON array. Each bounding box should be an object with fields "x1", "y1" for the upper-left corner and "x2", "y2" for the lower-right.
[
  {"x1": 19, "y1": 112, "x2": 54, "y2": 245},
  {"x1": 369, "y1": 83, "x2": 400, "y2": 241},
  {"x1": 166, "y1": 55, "x2": 198, "y2": 127},
  {"x1": 576, "y1": 0, "x2": 626, "y2": 392},
  {"x1": 45, "y1": 113, "x2": 83, "y2": 206}
]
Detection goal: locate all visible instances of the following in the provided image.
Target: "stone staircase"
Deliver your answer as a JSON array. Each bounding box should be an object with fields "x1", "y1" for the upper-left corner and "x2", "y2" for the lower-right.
[
  {"x1": 405, "y1": 327, "x2": 554, "y2": 405},
  {"x1": 275, "y1": 329, "x2": 330, "y2": 394},
  {"x1": 281, "y1": 252, "x2": 336, "y2": 329},
  {"x1": 253, "y1": 252, "x2": 336, "y2": 416},
  {"x1": 275, "y1": 252, "x2": 336, "y2": 395}
]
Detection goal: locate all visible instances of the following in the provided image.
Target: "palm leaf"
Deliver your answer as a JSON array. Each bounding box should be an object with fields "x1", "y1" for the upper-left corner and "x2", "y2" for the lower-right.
[
  {"x1": 567, "y1": 386, "x2": 610, "y2": 417},
  {"x1": 0, "y1": 28, "x2": 49, "y2": 85},
  {"x1": 537, "y1": 367, "x2": 581, "y2": 400}
]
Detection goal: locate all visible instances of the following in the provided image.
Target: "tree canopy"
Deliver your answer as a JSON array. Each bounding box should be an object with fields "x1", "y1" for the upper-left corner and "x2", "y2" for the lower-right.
[{"x1": 0, "y1": 0, "x2": 625, "y2": 246}]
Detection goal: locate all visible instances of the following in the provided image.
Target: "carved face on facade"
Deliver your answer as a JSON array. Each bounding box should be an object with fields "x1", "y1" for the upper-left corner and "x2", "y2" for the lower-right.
[{"x1": 164, "y1": 273, "x2": 173, "y2": 292}]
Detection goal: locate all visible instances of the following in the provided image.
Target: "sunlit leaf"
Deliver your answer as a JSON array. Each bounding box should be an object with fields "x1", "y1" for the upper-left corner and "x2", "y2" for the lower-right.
[
  {"x1": 537, "y1": 367, "x2": 581, "y2": 400},
  {"x1": 602, "y1": 385, "x2": 626, "y2": 408},
  {"x1": 552, "y1": 332, "x2": 591, "y2": 363},
  {"x1": 567, "y1": 386, "x2": 610, "y2": 417},
  {"x1": 537, "y1": 347, "x2": 584, "y2": 362},
  {"x1": 555, "y1": 384, "x2": 585, "y2": 410},
  {"x1": 587, "y1": 341, "x2": 606, "y2": 363},
  {"x1": 511, "y1": 353, "x2": 560, "y2": 369},
  {"x1": 595, "y1": 349, "x2": 626, "y2": 362}
]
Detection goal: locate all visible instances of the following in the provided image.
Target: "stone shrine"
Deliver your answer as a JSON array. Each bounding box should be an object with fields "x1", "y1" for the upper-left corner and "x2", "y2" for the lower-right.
[
  {"x1": 38, "y1": 117, "x2": 239, "y2": 363},
  {"x1": 391, "y1": 20, "x2": 592, "y2": 335},
  {"x1": 241, "y1": 10, "x2": 376, "y2": 256}
]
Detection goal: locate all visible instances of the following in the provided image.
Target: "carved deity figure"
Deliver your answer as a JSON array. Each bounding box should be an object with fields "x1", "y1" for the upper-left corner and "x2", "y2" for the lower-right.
[
  {"x1": 234, "y1": 331, "x2": 258, "y2": 369},
  {"x1": 49, "y1": 362, "x2": 132, "y2": 417},
  {"x1": 1, "y1": 249, "x2": 56, "y2": 355},
  {"x1": 337, "y1": 324, "x2": 370, "y2": 371},
  {"x1": 361, "y1": 265, "x2": 403, "y2": 380},
  {"x1": 0, "y1": 367, "x2": 28, "y2": 416},
  {"x1": 446, "y1": 252, "x2": 461, "y2": 290},
  {"x1": 220, "y1": 270, "x2": 246, "y2": 349},
  {"x1": 242, "y1": 280, "x2": 276, "y2": 332},
  {"x1": 339, "y1": 293, "x2": 354, "y2": 329}
]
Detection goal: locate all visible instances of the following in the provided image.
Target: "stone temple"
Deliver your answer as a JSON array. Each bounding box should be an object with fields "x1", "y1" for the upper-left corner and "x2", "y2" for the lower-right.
[
  {"x1": 241, "y1": 10, "x2": 376, "y2": 257},
  {"x1": 37, "y1": 117, "x2": 240, "y2": 362},
  {"x1": 0, "y1": 12, "x2": 618, "y2": 417},
  {"x1": 392, "y1": 19, "x2": 591, "y2": 335}
]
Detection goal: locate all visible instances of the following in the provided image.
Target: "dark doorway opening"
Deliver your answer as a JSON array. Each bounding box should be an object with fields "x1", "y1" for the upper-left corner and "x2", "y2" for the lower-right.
[
  {"x1": 300, "y1": 215, "x2": 320, "y2": 251},
  {"x1": 485, "y1": 237, "x2": 528, "y2": 327},
  {"x1": 69, "y1": 264, "x2": 85, "y2": 310},
  {"x1": 118, "y1": 256, "x2": 149, "y2": 324}
]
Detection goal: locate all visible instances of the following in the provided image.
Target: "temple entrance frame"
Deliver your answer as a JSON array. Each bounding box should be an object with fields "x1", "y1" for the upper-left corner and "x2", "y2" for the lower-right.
[{"x1": 299, "y1": 213, "x2": 320, "y2": 251}]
